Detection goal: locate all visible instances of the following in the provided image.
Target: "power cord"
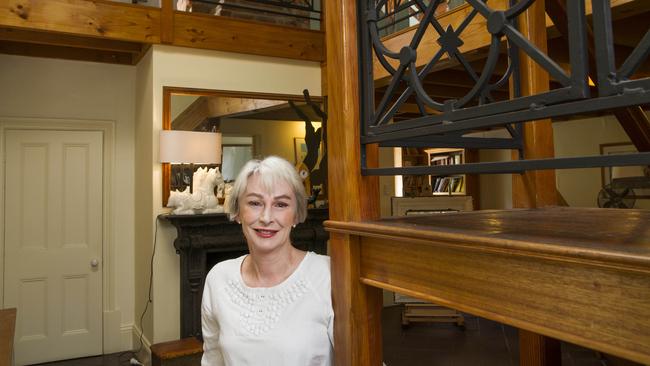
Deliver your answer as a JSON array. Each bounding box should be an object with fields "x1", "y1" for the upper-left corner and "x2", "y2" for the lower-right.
[{"x1": 119, "y1": 216, "x2": 160, "y2": 365}]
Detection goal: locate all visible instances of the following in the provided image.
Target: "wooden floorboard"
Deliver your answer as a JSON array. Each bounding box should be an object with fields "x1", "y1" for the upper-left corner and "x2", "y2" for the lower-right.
[{"x1": 29, "y1": 306, "x2": 639, "y2": 366}]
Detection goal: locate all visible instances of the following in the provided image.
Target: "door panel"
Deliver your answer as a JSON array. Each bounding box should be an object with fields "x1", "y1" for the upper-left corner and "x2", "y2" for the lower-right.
[{"x1": 4, "y1": 129, "x2": 103, "y2": 365}]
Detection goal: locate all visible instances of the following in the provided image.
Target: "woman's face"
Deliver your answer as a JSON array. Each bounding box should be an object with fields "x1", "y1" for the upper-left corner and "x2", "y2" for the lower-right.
[{"x1": 237, "y1": 173, "x2": 297, "y2": 254}]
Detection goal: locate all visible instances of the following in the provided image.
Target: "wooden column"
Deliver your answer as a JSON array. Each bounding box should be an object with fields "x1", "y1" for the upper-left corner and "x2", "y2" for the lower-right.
[
  {"x1": 325, "y1": 1, "x2": 383, "y2": 365},
  {"x1": 511, "y1": 1, "x2": 561, "y2": 365},
  {"x1": 160, "y1": 0, "x2": 174, "y2": 44},
  {"x1": 512, "y1": 0, "x2": 558, "y2": 209}
]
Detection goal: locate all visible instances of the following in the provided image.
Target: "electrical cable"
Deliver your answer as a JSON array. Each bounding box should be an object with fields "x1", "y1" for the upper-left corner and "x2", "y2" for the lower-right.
[{"x1": 118, "y1": 216, "x2": 160, "y2": 365}]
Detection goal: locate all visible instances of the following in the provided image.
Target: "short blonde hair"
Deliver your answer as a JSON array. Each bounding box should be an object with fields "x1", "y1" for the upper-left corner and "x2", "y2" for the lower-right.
[{"x1": 227, "y1": 156, "x2": 308, "y2": 223}]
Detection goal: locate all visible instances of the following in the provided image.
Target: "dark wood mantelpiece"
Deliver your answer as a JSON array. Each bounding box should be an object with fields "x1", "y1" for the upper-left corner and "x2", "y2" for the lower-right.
[{"x1": 162, "y1": 208, "x2": 329, "y2": 338}]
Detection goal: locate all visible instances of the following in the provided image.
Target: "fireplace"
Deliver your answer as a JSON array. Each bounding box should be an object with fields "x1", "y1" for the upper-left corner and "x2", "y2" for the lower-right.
[{"x1": 163, "y1": 208, "x2": 329, "y2": 338}]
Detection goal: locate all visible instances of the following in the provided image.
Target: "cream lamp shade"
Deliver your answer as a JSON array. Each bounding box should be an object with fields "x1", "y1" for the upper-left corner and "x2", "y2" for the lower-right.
[{"x1": 159, "y1": 130, "x2": 222, "y2": 164}]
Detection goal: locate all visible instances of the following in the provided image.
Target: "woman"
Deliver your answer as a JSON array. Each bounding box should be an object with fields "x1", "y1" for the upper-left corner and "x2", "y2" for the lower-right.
[{"x1": 201, "y1": 156, "x2": 333, "y2": 366}]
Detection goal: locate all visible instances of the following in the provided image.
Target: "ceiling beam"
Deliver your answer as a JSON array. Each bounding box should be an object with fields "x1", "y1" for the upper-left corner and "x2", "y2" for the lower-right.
[
  {"x1": 0, "y1": 39, "x2": 134, "y2": 64},
  {"x1": 172, "y1": 96, "x2": 287, "y2": 130},
  {"x1": 0, "y1": 0, "x2": 161, "y2": 43},
  {"x1": 172, "y1": 11, "x2": 324, "y2": 62},
  {"x1": 0, "y1": 27, "x2": 144, "y2": 53}
]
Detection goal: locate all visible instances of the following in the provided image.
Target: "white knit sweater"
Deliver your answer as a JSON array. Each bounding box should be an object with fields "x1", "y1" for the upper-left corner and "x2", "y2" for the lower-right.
[{"x1": 201, "y1": 252, "x2": 334, "y2": 366}]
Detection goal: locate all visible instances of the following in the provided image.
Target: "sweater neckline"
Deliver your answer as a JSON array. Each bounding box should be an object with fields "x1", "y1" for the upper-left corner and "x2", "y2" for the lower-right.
[{"x1": 236, "y1": 251, "x2": 311, "y2": 291}]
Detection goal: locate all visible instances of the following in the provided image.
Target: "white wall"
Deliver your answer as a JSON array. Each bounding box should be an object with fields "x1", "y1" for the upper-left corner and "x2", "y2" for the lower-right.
[
  {"x1": 553, "y1": 115, "x2": 648, "y2": 209},
  {"x1": 0, "y1": 54, "x2": 136, "y2": 352},
  {"x1": 473, "y1": 130, "x2": 513, "y2": 209},
  {"x1": 473, "y1": 117, "x2": 648, "y2": 210},
  {"x1": 221, "y1": 118, "x2": 319, "y2": 162},
  {"x1": 136, "y1": 45, "x2": 321, "y2": 344},
  {"x1": 134, "y1": 48, "x2": 155, "y2": 354}
]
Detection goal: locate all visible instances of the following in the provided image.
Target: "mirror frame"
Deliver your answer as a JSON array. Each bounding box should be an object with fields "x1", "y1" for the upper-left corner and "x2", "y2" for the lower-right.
[{"x1": 162, "y1": 86, "x2": 323, "y2": 207}]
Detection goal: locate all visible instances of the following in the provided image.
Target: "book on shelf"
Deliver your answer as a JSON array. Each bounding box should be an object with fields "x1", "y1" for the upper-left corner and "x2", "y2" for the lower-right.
[{"x1": 431, "y1": 176, "x2": 465, "y2": 194}]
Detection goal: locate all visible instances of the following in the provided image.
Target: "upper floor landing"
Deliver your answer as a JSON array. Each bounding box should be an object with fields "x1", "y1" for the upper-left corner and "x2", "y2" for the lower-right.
[{"x1": 0, "y1": 0, "x2": 324, "y2": 65}]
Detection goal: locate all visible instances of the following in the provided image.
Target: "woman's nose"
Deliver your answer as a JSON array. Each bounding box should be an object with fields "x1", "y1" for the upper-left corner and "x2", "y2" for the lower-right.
[{"x1": 259, "y1": 205, "x2": 273, "y2": 224}]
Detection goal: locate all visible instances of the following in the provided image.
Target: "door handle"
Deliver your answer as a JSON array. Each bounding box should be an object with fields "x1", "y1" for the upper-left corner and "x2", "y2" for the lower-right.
[{"x1": 90, "y1": 259, "x2": 99, "y2": 268}]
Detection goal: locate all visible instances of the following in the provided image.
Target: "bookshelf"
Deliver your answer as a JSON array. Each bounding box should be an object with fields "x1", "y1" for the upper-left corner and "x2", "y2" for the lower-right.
[
  {"x1": 401, "y1": 149, "x2": 432, "y2": 196},
  {"x1": 426, "y1": 148, "x2": 466, "y2": 196}
]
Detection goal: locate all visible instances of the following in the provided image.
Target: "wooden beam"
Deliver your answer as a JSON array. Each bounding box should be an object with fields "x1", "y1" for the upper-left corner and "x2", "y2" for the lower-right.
[
  {"x1": 0, "y1": 39, "x2": 133, "y2": 64},
  {"x1": 613, "y1": 107, "x2": 650, "y2": 152},
  {"x1": 326, "y1": 0, "x2": 382, "y2": 365},
  {"x1": 171, "y1": 96, "x2": 287, "y2": 130},
  {"x1": 0, "y1": 0, "x2": 161, "y2": 43},
  {"x1": 161, "y1": 0, "x2": 174, "y2": 44},
  {"x1": 422, "y1": 68, "x2": 501, "y2": 88},
  {"x1": 206, "y1": 97, "x2": 286, "y2": 118},
  {"x1": 171, "y1": 97, "x2": 210, "y2": 131},
  {"x1": 173, "y1": 11, "x2": 324, "y2": 62},
  {"x1": 0, "y1": 0, "x2": 325, "y2": 63},
  {"x1": 511, "y1": 1, "x2": 558, "y2": 210},
  {"x1": 510, "y1": 1, "x2": 560, "y2": 365},
  {"x1": 0, "y1": 27, "x2": 143, "y2": 53}
]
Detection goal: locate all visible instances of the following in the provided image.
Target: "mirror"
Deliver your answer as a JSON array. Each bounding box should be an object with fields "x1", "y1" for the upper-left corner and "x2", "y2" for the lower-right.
[{"x1": 162, "y1": 86, "x2": 326, "y2": 207}]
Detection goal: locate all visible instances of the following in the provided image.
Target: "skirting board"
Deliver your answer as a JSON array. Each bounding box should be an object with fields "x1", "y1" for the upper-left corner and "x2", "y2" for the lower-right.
[{"x1": 131, "y1": 324, "x2": 152, "y2": 366}]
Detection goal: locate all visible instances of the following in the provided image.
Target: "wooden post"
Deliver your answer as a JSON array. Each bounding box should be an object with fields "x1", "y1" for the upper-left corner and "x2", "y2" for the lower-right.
[
  {"x1": 512, "y1": 1, "x2": 561, "y2": 365},
  {"x1": 161, "y1": 0, "x2": 174, "y2": 44},
  {"x1": 325, "y1": 1, "x2": 383, "y2": 365},
  {"x1": 512, "y1": 0, "x2": 558, "y2": 209}
]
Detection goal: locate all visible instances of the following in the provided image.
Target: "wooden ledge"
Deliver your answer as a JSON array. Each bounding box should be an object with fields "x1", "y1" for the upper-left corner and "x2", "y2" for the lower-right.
[
  {"x1": 325, "y1": 207, "x2": 650, "y2": 270},
  {"x1": 150, "y1": 337, "x2": 203, "y2": 360}
]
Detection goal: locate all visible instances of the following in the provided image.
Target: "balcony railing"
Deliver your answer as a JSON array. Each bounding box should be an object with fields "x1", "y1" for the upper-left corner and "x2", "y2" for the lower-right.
[
  {"x1": 127, "y1": 0, "x2": 321, "y2": 30},
  {"x1": 377, "y1": 0, "x2": 466, "y2": 37}
]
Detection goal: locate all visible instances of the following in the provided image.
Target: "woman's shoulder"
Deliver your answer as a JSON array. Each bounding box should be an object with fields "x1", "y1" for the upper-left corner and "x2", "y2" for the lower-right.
[
  {"x1": 206, "y1": 254, "x2": 246, "y2": 283},
  {"x1": 303, "y1": 252, "x2": 331, "y2": 282}
]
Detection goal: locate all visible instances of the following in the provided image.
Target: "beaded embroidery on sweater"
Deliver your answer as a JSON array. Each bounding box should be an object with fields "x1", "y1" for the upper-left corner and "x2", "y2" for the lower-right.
[{"x1": 224, "y1": 277, "x2": 309, "y2": 336}]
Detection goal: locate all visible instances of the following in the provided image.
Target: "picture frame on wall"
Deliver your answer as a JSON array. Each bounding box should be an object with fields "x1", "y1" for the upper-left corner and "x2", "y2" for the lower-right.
[
  {"x1": 600, "y1": 142, "x2": 644, "y2": 187},
  {"x1": 294, "y1": 137, "x2": 307, "y2": 164}
]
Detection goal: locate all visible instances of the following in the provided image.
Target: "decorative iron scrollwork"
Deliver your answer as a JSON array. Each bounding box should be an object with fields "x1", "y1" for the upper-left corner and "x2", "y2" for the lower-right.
[{"x1": 358, "y1": 0, "x2": 650, "y2": 176}]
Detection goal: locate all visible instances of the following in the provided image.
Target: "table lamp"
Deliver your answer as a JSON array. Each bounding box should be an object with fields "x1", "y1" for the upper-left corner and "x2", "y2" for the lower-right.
[{"x1": 160, "y1": 130, "x2": 222, "y2": 193}]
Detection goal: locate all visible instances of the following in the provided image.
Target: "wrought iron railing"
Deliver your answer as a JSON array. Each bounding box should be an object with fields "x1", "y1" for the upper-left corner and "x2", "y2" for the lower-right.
[
  {"x1": 376, "y1": 0, "x2": 466, "y2": 37},
  {"x1": 358, "y1": 0, "x2": 650, "y2": 176}
]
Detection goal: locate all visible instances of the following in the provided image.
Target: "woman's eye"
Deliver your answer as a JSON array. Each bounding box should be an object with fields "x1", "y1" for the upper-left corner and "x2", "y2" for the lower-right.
[
  {"x1": 247, "y1": 201, "x2": 262, "y2": 207},
  {"x1": 275, "y1": 202, "x2": 289, "y2": 208}
]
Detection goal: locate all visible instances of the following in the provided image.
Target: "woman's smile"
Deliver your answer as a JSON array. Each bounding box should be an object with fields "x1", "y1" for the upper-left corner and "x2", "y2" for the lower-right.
[{"x1": 253, "y1": 228, "x2": 279, "y2": 238}]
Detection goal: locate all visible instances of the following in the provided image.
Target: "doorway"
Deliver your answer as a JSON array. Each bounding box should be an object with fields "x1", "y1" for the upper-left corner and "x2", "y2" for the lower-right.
[{"x1": 3, "y1": 129, "x2": 104, "y2": 364}]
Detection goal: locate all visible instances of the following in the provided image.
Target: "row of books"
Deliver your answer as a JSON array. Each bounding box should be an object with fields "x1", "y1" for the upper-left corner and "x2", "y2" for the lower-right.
[
  {"x1": 430, "y1": 153, "x2": 462, "y2": 166},
  {"x1": 432, "y1": 176, "x2": 464, "y2": 194}
]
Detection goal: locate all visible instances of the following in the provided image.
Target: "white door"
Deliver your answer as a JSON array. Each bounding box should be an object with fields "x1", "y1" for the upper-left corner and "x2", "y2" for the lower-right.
[{"x1": 3, "y1": 129, "x2": 103, "y2": 365}]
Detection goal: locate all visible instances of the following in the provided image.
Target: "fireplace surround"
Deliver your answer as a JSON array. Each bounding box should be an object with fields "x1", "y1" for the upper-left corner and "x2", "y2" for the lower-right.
[{"x1": 163, "y1": 208, "x2": 329, "y2": 338}]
